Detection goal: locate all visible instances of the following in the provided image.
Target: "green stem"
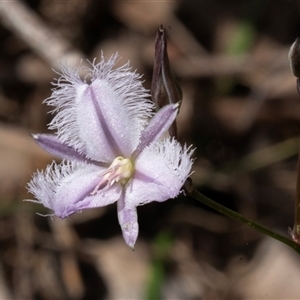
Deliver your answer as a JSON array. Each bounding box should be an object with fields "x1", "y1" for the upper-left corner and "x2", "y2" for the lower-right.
[
  {"x1": 292, "y1": 143, "x2": 300, "y2": 243},
  {"x1": 189, "y1": 188, "x2": 300, "y2": 254}
]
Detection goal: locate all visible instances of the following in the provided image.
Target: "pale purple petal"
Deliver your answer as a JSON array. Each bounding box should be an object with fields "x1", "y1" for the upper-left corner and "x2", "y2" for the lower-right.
[
  {"x1": 117, "y1": 191, "x2": 139, "y2": 249},
  {"x1": 126, "y1": 138, "x2": 194, "y2": 207},
  {"x1": 32, "y1": 133, "x2": 105, "y2": 166},
  {"x1": 27, "y1": 161, "x2": 121, "y2": 218},
  {"x1": 77, "y1": 76, "x2": 152, "y2": 160},
  {"x1": 46, "y1": 55, "x2": 153, "y2": 162},
  {"x1": 132, "y1": 103, "x2": 179, "y2": 159},
  {"x1": 75, "y1": 83, "x2": 122, "y2": 161}
]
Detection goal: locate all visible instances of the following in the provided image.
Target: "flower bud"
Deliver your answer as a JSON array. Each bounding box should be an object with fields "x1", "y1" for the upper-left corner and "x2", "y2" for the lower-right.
[
  {"x1": 151, "y1": 25, "x2": 182, "y2": 138},
  {"x1": 289, "y1": 38, "x2": 300, "y2": 77}
]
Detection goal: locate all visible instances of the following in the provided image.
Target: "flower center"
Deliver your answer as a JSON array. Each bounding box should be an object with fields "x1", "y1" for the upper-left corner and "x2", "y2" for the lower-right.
[{"x1": 91, "y1": 156, "x2": 134, "y2": 195}]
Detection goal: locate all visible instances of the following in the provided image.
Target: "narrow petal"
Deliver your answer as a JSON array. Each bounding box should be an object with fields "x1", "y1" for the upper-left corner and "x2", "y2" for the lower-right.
[
  {"x1": 117, "y1": 191, "x2": 139, "y2": 249},
  {"x1": 127, "y1": 138, "x2": 194, "y2": 207},
  {"x1": 27, "y1": 161, "x2": 121, "y2": 218},
  {"x1": 32, "y1": 133, "x2": 105, "y2": 166},
  {"x1": 132, "y1": 103, "x2": 179, "y2": 159},
  {"x1": 46, "y1": 54, "x2": 153, "y2": 162}
]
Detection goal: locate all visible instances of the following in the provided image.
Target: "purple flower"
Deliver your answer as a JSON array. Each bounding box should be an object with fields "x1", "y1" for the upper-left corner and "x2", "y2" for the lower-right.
[{"x1": 27, "y1": 54, "x2": 194, "y2": 248}]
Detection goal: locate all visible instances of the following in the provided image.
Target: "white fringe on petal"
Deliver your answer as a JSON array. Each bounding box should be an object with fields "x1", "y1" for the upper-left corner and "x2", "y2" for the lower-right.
[
  {"x1": 90, "y1": 53, "x2": 154, "y2": 128},
  {"x1": 44, "y1": 54, "x2": 154, "y2": 155},
  {"x1": 149, "y1": 137, "x2": 195, "y2": 181},
  {"x1": 26, "y1": 160, "x2": 83, "y2": 210}
]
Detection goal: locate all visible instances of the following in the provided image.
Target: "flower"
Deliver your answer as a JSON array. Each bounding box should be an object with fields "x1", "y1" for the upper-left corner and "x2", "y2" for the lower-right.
[{"x1": 27, "y1": 54, "x2": 194, "y2": 248}]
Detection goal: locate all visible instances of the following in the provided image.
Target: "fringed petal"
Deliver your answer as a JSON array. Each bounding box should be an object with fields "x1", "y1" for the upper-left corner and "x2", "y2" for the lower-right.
[
  {"x1": 27, "y1": 161, "x2": 121, "y2": 218},
  {"x1": 45, "y1": 54, "x2": 154, "y2": 162},
  {"x1": 126, "y1": 138, "x2": 194, "y2": 207}
]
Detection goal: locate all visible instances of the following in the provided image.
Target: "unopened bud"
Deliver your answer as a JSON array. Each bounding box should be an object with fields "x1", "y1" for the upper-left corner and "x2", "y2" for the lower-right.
[
  {"x1": 289, "y1": 38, "x2": 300, "y2": 77},
  {"x1": 151, "y1": 25, "x2": 182, "y2": 138}
]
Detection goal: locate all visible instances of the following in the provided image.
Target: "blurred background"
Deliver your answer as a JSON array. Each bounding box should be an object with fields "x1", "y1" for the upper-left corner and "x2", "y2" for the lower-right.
[{"x1": 1, "y1": 0, "x2": 300, "y2": 299}]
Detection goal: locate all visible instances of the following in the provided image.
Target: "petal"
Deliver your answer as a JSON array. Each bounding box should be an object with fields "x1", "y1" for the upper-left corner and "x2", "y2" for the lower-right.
[
  {"x1": 132, "y1": 103, "x2": 179, "y2": 159},
  {"x1": 127, "y1": 138, "x2": 194, "y2": 207},
  {"x1": 46, "y1": 54, "x2": 153, "y2": 162},
  {"x1": 32, "y1": 133, "x2": 105, "y2": 166},
  {"x1": 117, "y1": 191, "x2": 139, "y2": 249},
  {"x1": 27, "y1": 161, "x2": 121, "y2": 218}
]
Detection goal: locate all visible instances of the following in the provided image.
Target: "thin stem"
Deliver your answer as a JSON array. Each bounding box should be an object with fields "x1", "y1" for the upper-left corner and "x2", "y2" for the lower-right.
[
  {"x1": 288, "y1": 41, "x2": 300, "y2": 244},
  {"x1": 291, "y1": 77, "x2": 300, "y2": 243},
  {"x1": 188, "y1": 187, "x2": 300, "y2": 254},
  {"x1": 292, "y1": 143, "x2": 300, "y2": 243}
]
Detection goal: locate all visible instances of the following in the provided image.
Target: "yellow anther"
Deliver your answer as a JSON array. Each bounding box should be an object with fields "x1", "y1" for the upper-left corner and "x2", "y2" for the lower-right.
[{"x1": 91, "y1": 156, "x2": 134, "y2": 195}]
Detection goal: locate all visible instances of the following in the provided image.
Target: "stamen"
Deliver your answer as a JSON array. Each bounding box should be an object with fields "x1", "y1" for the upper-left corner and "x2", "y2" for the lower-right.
[{"x1": 91, "y1": 156, "x2": 133, "y2": 195}]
